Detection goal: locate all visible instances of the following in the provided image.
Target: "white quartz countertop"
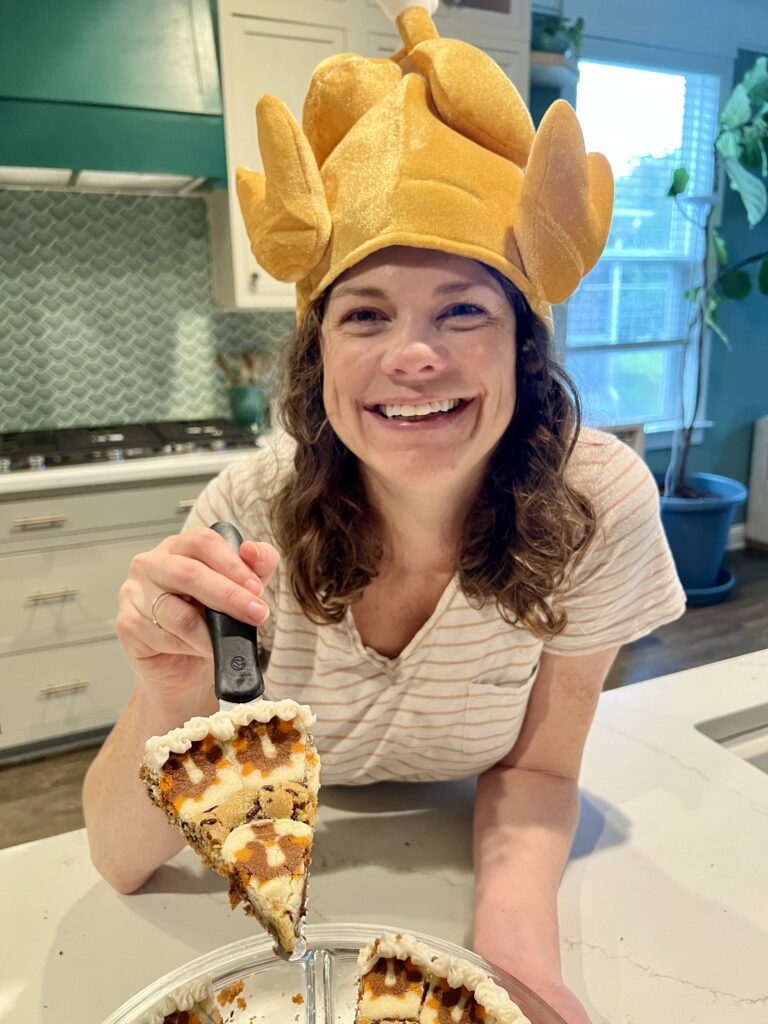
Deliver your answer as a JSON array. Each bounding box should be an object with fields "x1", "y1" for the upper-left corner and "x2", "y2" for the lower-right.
[
  {"x1": 1, "y1": 650, "x2": 766, "y2": 1023},
  {"x1": 0, "y1": 448, "x2": 258, "y2": 496}
]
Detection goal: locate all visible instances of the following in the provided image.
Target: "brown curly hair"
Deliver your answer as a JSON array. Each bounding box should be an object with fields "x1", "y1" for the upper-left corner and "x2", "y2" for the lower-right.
[{"x1": 270, "y1": 265, "x2": 597, "y2": 639}]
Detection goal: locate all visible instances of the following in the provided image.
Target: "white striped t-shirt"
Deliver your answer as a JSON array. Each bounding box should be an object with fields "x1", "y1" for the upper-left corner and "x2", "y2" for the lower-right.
[{"x1": 186, "y1": 428, "x2": 685, "y2": 785}]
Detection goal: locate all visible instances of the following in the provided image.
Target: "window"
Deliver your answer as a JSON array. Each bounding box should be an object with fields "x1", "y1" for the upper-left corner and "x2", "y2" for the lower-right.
[{"x1": 563, "y1": 60, "x2": 722, "y2": 432}]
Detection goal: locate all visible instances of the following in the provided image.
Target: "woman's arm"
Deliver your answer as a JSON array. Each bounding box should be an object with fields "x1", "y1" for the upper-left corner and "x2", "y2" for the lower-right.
[
  {"x1": 83, "y1": 531, "x2": 279, "y2": 893},
  {"x1": 83, "y1": 678, "x2": 218, "y2": 894},
  {"x1": 473, "y1": 646, "x2": 619, "y2": 1023}
]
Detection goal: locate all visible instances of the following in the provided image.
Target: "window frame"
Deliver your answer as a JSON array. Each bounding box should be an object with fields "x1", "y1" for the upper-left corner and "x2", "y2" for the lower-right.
[{"x1": 555, "y1": 38, "x2": 733, "y2": 450}]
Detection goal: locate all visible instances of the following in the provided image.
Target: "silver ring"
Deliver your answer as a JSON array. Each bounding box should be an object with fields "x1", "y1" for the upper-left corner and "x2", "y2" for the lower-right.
[{"x1": 150, "y1": 591, "x2": 174, "y2": 628}]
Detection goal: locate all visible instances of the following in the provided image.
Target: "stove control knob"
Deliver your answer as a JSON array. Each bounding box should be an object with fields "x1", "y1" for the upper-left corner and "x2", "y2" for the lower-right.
[
  {"x1": 210, "y1": 439, "x2": 227, "y2": 452},
  {"x1": 0, "y1": 457, "x2": 11, "y2": 473},
  {"x1": 28, "y1": 454, "x2": 46, "y2": 470},
  {"x1": 106, "y1": 448, "x2": 125, "y2": 462}
]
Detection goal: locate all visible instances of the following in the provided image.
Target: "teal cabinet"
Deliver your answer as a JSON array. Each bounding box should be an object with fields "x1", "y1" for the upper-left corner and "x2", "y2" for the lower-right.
[
  {"x1": 0, "y1": 0, "x2": 221, "y2": 114},
  {"x1": 0, "y1": 0, "x2": 226, "y2": 179}
]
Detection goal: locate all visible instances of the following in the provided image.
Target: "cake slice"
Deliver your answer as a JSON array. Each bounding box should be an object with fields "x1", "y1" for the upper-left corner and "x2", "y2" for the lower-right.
[
  {"x1": 356, "y1": 934, "x2": 433, "y2": 1024},
  {"x1": 356, "y1": 934, "x2": 532, "y2": 1024},
  {"x1": 220, "y1": 817, "x2": 313, "y2": 953},
  {"x1": 140, "y1": 699, "x2": 319, "y2": 952},
  {"x1": 137, "y1": 976, "x2": 223, "y2": 1024}
]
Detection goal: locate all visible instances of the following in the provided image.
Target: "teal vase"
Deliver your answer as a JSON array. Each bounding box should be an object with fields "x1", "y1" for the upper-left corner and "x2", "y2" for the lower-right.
[{"x1": 229, "y1": 386, "x2": 264, "y2": 429}]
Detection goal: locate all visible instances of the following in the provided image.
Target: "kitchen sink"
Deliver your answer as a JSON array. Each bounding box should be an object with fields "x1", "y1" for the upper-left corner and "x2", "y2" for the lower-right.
[{"x1": 696, "y1": 703, "x2": 768, "y2": 775}]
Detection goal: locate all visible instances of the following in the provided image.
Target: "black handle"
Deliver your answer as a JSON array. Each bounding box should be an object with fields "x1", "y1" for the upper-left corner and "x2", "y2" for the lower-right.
[{"x1": 205, "y1": 522, "x2": 265, "y2": 703}]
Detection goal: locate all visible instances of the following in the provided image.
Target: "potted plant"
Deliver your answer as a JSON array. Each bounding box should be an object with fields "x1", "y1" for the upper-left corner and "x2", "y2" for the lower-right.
[
  {"x1": 662, "y1": 55, "x2": 768, "y2": 603},
  {"x1": 530, "y1": 12, "x2": 584, "y2": 58}
]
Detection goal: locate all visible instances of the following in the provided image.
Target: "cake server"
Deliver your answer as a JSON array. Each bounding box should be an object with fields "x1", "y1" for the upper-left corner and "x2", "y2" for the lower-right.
[
  {"x1": 206, "y1": 521, "x2": 265, "y2": 704},
  {"x1": 207, "y1": 522, "x2": 309, "y2": 962}
]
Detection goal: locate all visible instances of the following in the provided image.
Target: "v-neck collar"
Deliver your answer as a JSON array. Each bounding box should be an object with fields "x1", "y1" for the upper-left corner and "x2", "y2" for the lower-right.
[{"x1": 342, "y1": 573, "x2": 461, "y2": 669}]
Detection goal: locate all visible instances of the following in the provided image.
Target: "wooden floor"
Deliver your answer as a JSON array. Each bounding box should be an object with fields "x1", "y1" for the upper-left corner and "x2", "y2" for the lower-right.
[{"x1": 1, "y1": 547, "x2": 766, "y2": 851}]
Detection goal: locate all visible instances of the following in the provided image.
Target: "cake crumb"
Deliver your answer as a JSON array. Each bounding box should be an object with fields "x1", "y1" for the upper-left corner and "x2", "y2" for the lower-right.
[
  {"x1": 292, "y1": 994, "x2": 304, "y2": 1005},
  {"x1": 237, "y1": 997, "x2": 247, "y2": 1010},
  {"x1": 218, "y1": 980, "x2": 245, "y2": 1006}
]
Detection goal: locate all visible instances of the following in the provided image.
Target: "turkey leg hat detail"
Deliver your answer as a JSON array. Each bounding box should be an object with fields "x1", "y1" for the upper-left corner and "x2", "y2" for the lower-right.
[{"x1": 235, "y1": 0, "x2": 615, "y2": 328}]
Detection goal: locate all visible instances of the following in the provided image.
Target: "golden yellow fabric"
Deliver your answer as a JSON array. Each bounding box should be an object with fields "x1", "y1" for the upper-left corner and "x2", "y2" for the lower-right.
[{"x1": 235, "y1": 3, "x2": 614, "y2": 326}]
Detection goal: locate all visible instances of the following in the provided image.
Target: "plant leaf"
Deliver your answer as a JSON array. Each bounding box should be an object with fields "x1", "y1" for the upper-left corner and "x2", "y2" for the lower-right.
[
  {"x1": 720, "y1": 268, "x2": 752, "y2": 300},
  {"x1": 668, "y1": 166, "x2": 690, "y2": 197},
  {"x1": 716, "y1": 130, "x2": 740, "y2": 161},
  {"x1": 705, "y1": 296, "x2": 731, "y2": 348},
  {"x1": 758, "y1": 258, "x2": 768, "y2": 295},
  {"x1": 711, "y1": 230, "x2": 728, "y2": 267},
  {"x1": 741, "y1": 124, "x2": 766, "y2": 172},
  {"x1": 720, "y1": 83, "x2": 752, "y2": 129},
  {"x1": 723, "y1": 155, "x2": 768, "y2": 227},
  {"x1": 742, "y1": 56, "x2": 768, "y2": 103}
]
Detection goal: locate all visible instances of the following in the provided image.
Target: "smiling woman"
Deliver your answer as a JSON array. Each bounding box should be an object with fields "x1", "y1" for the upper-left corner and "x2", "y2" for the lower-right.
[
  {"x1": 82, "y1": 3, "x2": 686, "y2": 1022},
  {"x1": 271, "y1": 246, "x2": 595, "y2": 642}
]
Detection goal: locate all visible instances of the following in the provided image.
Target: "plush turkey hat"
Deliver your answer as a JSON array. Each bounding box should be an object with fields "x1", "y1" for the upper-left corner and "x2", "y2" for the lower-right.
[{"x1": 236, "y1": 0, "x2": 614, "y2": 327}]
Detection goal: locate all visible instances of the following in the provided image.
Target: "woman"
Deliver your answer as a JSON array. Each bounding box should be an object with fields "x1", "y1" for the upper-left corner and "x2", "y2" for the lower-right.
[{"x1": 84, "y1": 4, "x2": 685, "y2": 1021}]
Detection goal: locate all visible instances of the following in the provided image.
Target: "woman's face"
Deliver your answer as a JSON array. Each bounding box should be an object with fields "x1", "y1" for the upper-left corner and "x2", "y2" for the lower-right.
[{"x1": 321, "y1": 247, "x2": 517, "y2": 496}]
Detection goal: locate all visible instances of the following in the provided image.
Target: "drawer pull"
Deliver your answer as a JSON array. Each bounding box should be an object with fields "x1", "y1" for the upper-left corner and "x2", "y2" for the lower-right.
[
  {"x1": 176, "y1": 499, "x2": 196, "y2": 513},
  {"x1": 26, "y1": 586, "x2": 79, "y2": 604},
  {"x1": 12, "y1": 513, "x2": 68, "y2": 530},
  {"x1": 39, "y1": 679, "x2": 89, "y2": 698}
]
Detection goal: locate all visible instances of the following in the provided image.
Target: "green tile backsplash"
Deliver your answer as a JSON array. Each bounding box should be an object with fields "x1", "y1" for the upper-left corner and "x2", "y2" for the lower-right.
[{"x1": 0, "y1": 188, "x2": 293, "y2": 433}]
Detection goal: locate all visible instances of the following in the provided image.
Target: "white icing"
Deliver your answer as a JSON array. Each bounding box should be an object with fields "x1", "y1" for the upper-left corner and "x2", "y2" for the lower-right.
[
  {"x1": 472, "y1": 978, "x2": 531, "y2": 1024},
  {"x1": 143, "y1": 699, "x2": 315, "y2": 772},
  {"x1": 429, "y1": 961, "x2": 532, "y2": 1024},
  {"x1": 429, "y1": 954, "x2": 487, "y2": 994},
  {"x1": 377, "y1": 0, "x2": 439, "y2": 24},
  {"x1": 135, "y1": 976, "x2": 217, "y2": 1024},
  {"x1": 357, "y1": 932, "x2": 434, "y2": 976}
]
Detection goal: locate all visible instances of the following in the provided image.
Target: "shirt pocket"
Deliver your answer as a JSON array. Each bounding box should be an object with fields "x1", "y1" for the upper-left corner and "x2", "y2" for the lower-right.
[{"x1": 461, "y1": 662, "x2": 539, "y2": 763}]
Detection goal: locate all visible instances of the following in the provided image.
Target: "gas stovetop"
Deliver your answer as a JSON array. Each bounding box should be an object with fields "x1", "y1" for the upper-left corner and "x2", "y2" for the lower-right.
[{"x1": 0, "y1": 419, "x2": 258, "y2": 472}]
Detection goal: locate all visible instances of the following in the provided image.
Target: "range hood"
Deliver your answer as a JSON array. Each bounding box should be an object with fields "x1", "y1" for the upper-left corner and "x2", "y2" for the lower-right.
[
  {"x1": 0, "y1": 166, "x2": 210, "y2": 197},
  {"x1": 0, "y1": 0, "x2": 227, "y2": 189}
]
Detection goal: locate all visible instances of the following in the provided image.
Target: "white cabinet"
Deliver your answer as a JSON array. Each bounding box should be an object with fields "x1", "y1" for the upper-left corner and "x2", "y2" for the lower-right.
[
  {"x1": 0, "y1": 475, "x2": 215, "y2": 757},
  {"x1": 213, "y1": 1, "x2": 350, "y2": 310},
  {"x1": 211, "y1": 0, "x2": 531, "y2": 311}
]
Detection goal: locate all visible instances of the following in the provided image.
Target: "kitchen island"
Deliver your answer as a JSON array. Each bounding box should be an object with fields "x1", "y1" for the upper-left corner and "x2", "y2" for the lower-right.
[{"x1": 1, "y1": 649, "x2": 766, "y2": 1023}]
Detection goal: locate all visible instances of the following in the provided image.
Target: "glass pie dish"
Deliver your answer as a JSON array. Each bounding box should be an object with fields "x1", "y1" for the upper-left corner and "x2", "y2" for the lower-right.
[{"x1": 102, "y1": 922, "x2": 566, "y2": 1024}]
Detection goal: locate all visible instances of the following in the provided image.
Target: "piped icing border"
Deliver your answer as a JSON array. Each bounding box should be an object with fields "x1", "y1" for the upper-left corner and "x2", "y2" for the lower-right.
[
  {"x1": 357, "y1": 932, "x2": 435, "y2": 976},
  {"x1": 357, "y1": 933, "x2": 532, "y2": 1024},
  {"x1": 135, "y1": 976, "x2": 218, "y2": 1024},
  {"x1": 143, "y1": 699, "x2": 316, "y2": 772}
]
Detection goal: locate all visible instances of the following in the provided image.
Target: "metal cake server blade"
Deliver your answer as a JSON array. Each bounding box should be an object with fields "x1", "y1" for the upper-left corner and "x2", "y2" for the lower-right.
[{"x1": 206, "y1": 521, "x2": 265, "y2": 704}]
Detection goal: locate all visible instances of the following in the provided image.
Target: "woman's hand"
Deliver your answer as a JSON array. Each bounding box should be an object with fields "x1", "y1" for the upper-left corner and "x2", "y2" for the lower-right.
[{"x1": 115, "y1": 529, "x2": 280, "y2": 700}]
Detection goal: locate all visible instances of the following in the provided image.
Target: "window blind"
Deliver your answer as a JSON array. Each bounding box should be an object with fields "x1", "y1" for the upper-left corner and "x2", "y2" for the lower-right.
[{"x1": 564, "y1": 60, "x2": 721, "y2": 427}]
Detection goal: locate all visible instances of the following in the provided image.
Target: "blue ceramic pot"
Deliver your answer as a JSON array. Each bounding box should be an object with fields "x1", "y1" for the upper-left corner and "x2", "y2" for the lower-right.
[{"x1": 659, "y1": 472, "x2": 748, "y2": 592}]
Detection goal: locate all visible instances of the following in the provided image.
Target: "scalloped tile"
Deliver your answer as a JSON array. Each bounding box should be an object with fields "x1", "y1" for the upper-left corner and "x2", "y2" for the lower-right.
[{"x1": 0, "y1": 188, "x2": 293, "y2": 432}]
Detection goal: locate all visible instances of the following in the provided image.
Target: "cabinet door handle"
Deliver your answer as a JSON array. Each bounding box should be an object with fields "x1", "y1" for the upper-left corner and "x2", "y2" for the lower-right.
[
  {"x1": 176, "y1": 499, "x2": 196, "y2": 513},
  {"x1": 12, "y1": 513, "x2": 68, "y2": 529},
  {"x1": 26, "y1": 586, "x2": 79, "y2": 604},
  {"x1": 39, "y1": 679, "x2": 89, "y2": 698}
]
